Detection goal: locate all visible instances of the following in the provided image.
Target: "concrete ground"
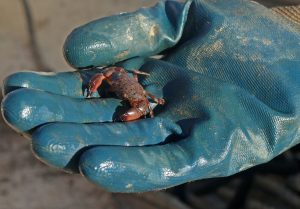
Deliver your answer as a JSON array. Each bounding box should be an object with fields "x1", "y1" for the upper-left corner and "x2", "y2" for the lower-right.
[{"x1": 0, "y1": 0, "x2": 191, "y2": 208}]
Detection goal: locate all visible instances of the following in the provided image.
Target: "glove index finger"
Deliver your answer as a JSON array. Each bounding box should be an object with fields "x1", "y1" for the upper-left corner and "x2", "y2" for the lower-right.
[{"x1": 63, "y1": 0, "x2": 192, "y2": 69}]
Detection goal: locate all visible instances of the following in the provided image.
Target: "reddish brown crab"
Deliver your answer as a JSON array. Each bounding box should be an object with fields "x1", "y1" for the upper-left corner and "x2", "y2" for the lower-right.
[{"x1": 87, "y1": 67, "x2": 165, "y2": 121}]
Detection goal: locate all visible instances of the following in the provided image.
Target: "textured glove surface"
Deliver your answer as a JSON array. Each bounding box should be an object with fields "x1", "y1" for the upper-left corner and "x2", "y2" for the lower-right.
[{"x1": 1, "y1": 0, "x2": 300, "y2": 192}]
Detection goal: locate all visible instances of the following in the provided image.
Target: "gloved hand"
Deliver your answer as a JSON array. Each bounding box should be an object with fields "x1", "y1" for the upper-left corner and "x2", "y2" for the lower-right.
[{"x1": 2, "y1": 0, "x2": 300, "y2": 192}]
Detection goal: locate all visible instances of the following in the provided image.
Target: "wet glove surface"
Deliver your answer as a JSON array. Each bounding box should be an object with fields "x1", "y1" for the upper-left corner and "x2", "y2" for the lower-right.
[{"x1": 2, "y1": 0, "x2": 300, "y2": 192}]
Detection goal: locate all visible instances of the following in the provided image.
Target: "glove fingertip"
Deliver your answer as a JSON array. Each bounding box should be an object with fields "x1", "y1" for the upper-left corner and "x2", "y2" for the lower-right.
[
  {"x1": 1, "y1": 89, "x2": 31, "y2": 132},
  {"x1": 31, "y1": 123, "x2": 84, "y2": 172},
  {"x1": 79, "y1": 146, "x2": 142, "y2": 193},
  {"x1": 2, "y1": 71, "x2": 36, "y2": 96}
]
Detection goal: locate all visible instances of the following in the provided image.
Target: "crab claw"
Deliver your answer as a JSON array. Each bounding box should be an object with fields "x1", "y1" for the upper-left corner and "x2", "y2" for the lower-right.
[{"x1": 120, "y1": 107, "x2": 144, "y2": 121}]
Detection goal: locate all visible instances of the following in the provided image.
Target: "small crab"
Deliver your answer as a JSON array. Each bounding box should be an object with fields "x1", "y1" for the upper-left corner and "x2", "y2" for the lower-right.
[{"x1": 87, "y1": 67, "x2": 165, "y2": 121}]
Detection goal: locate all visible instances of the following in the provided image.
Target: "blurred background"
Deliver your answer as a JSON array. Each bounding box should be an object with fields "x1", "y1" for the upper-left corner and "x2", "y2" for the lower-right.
[{"x1": 0, "y1": 0, "x2": 300, "y2": 209}]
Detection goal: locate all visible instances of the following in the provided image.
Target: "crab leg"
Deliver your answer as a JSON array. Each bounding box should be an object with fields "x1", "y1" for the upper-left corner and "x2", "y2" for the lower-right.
[
  {"x1": 132, "y1": 70, "x2": 150, "y2": 76},
  {"x1": 146, "y1": 92, "x2": 165, "y2": 105},
  {"x1": 87, "y1": 73, "x2": 106, "y2": 97},
  {"x1": 147, "y1": 100, "x2": 154, "y2": 118},
  {"x1": 87, "y1": 68, "x2": 117, "y2": 97},
  {"x1": 132, "y1": 70, "x2": 150, "y2": 81}
]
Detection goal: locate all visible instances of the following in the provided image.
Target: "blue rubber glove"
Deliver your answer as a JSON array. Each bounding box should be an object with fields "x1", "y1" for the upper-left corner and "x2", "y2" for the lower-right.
[{"x1": 2, "y1": 0, "x2": 300, "y2": 192}]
